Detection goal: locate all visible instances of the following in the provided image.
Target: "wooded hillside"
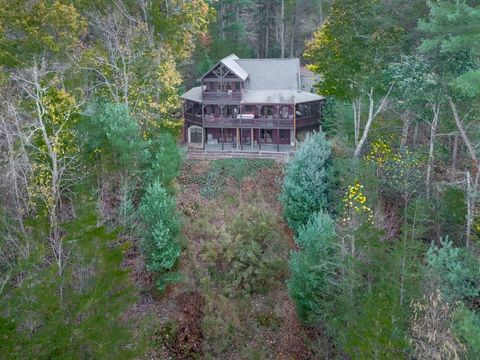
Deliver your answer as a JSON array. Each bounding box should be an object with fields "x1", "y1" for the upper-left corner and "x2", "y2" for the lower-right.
[{"x1": 1, "y1": 1, "x2": 480, "y2": 359}]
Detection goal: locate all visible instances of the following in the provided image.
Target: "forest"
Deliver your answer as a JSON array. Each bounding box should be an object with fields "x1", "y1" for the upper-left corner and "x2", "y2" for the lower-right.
[{"x1": 1, "y1": 0, "x2": 480, "y2": 359}]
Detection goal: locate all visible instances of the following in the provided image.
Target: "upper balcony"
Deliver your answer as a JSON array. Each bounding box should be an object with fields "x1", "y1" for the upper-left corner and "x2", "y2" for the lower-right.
[{"x1": 202, "y1": 90, "x2": 242, "y2": 103}]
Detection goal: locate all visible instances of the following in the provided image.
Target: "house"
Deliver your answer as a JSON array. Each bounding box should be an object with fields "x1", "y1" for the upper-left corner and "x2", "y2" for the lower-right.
[{"x1": 181, "y1": 54, "x2": 324, "y2": 152}]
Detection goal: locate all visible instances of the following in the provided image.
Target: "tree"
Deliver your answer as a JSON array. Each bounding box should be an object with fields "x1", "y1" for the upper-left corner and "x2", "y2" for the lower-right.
[
  {"x1": 388, "y1": 55, "x2": 442, "y2": 198},
  {"x1": 144, "y1": 132, "x2": 182, "y2": 188},
  {"x1": 280, "y1": 131, "x2": 333, "y2": 233},
  {"x1": 0, "y1": 0, "x2": 86, "y2": 66},
  {"x1": 13, "y1": 62, "x2": 81, "y2": 276},
  {"x1": 426, "y1": 237, "x2": 480, "y2": 303},
  {"x1": 80, "y1": 0, "x2": 211, "y2": 134},
  {"x1": 418, "y1": 0, "x2": 480, "y2": 164},
  {"x1": 81, "y1": 102, "x2": 141, "y2": 171},
  {"x1": 288, "y1": 211, "x2": 340, "y2": 324},
  {"x1": 139, "y1": 181, "x2": 181, "y2": 291},
  {"x1": 305, "y1": 0, "x2": 402, "y2": 156}
]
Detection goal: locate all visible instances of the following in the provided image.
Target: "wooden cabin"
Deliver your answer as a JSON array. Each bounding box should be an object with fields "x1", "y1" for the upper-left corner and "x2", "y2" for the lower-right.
[{"x1": 181, "y1": 54, "x2": 324, "y2": 152}]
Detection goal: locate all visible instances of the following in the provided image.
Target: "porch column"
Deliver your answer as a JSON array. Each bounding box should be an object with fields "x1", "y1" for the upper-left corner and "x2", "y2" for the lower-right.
[
  {"x1": 277, "y1": 129, "x2": 280, "y2": 152},
  {"x1": 251, "y1": 128, "x2": 254, "y2": 150},
  {"x1": 236, "y1": 128, "x2": 240, "y2": 149},
  {"x1": 221, "y1": 127, "x2": 224, "y2": 150},
  {"x1": 258, "y1": 128, "x2": 261, "y2": 150},
  {"x1": 202, "y1": 104, "x2": 206, "y2": 150}
]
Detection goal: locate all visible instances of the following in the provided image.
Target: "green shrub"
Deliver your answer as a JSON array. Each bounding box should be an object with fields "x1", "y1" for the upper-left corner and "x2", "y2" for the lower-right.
[
  {"x1": 337, "y1": 283, "x2": 410, "y2": 359},
  {"x1": 183, "y1": 159, "x2": 275, "y2": 197},
  {"x1": 280, "y1": 131, "x2": 333, "y2": 233},
  {"x1": 139, "y1": 181, "x2": 181, "y2": 291},
  {"x1": 202, "y1": 206, "x2": 289, "y2": 294},
  {"x1": 287, "y1": 212, "x2": 340, "y2": 324},
  {"x1": 426, "y1": 237, "x2": 480, "y2": 303},
  {"x1": 453, "y1": 303, "x2": 480, "y2": 358},
  {"x1": 439, "y1": 187, "x2": 467, "y2": 242}
]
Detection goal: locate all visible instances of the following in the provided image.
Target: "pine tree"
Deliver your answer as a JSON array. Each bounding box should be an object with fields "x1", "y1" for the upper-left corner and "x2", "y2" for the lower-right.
[
  {"x1": 139, "y1": 181, "x2": 181, "y2": 291},
  {"x1": 280, "y1": 131, "x2": 333, "y2": 233}
]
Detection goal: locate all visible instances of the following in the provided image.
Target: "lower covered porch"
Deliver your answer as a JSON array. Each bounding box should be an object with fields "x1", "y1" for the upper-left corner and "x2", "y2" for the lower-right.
[{"x1": 188, "y1": 126, "x2": 295, "y2": 153}]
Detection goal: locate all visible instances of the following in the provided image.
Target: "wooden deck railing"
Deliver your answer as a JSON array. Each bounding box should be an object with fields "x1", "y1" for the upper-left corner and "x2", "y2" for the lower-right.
[
  {"x1": 185, "y1": 114, "x2": 319, "y2": 129},
  {"x1": 203, "y1": 91, "x2": 242, "y2": 100},
  {"x1": 296, "y1": 115, "x2": 319, "y2": 128},
  {"x1": 184, "y1": 113, "x2": 202, "y2": 125},
  {"x1": 203, "y1": 116, "x2": 294, "y2": 128}
]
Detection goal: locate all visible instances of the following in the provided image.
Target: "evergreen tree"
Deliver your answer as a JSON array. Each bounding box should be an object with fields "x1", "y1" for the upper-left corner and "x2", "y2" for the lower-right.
[
  {"x1": 280, "y1": 131, "x2": 333, "y2": 233},
  {"x1": 139, "y1": 181, "x2": 181, "y2": 291},
  {"x1": 288, "y1": 212, "x2": 340, "y2": 324}
]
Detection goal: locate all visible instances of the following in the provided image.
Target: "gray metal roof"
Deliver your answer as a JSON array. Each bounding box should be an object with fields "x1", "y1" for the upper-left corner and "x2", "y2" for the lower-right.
[
  {"x1": 180, "y1": 86, "x2": 203, "y2": 102},
  {"x1": 235, "y1": 58, "x2": 300, "y2": 91},
  {"x1": 201, "y1": 54, "x2": 249, "y2": 81},
  {"x1": 240, "y1": 90, "x2": 323, "y2": 105},
  {"x1": 223, "y1": 54, "x2": 249, "y2": 80},
  {"x1": 182, "y1": 55, "x2": 323, "y2": 104}
]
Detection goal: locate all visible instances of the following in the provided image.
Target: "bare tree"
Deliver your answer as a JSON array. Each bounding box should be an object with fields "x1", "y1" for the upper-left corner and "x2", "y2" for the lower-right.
[
  {"x1": 353, "y1": 85, "x2": 394, "y2": 158},
  {"x1": 13, "y1": 61, "x2": 80, "y2": 276},
  {"x1": 426, "y1": 103, "x2": 441, "y2": 199}
]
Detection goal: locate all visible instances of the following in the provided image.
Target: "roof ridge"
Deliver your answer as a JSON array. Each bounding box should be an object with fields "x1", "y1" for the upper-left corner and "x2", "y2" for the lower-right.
[{"x1": 236, "y1": 58, "x2": 300, "y2": 61}]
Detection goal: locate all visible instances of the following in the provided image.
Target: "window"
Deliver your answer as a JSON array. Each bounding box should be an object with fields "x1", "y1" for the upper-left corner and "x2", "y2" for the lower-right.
[
  {"x1": 260, "y1": 129, "x2": 273, "y2": 143},
  {"x1": 190, "y1": 127, "x2": 203, "y2": 144},
  {"x1": 279, "y1": 130, "x2": 289, "y2": 140}
]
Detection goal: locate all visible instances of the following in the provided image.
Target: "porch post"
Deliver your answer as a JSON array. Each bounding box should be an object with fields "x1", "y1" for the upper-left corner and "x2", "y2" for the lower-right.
[
  {"x1": 251, "y1": 128, "x2": 254, "y2": 150},
  {"x1": 202, "y1": 104, "x2": 206, "y2": 150},
  {"x1": 258, "y1": 128, "x2": 261, "y2": 150},
  {"x1": 277, "y1": 129, "x2": 280, "y2": 152},
  {"x1": 221, "y1": 127, "x2": 224, "y2": 150},
  {"x1": 241, "y1": 128, "x2": 243, "y2": 150},
  {"x1": 236, "y1": 128, "x2": 240, "y2": 149}
]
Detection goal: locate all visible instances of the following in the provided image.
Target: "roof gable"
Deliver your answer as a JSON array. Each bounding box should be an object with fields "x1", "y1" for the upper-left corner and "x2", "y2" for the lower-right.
[{"x1": 202, "y1": 54, "x2": 248, "y2": 81}]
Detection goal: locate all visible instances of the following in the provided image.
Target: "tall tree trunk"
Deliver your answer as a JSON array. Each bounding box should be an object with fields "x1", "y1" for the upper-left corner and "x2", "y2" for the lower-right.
[
  {"x1": 289, "y1": 0, "x2": 296, "y2": 57},
  {"x1": 451, "y1": 133, "x2": 459, "y2": 178},
  {"x1": 352, "y1": 97, "x2": 361, "y2": 147},
  {"x1": 265, "y1": 1, "x2": 269, "y2": 58},
  {"x1": 400, "y1": 112, "x2": 410, "y2": 151},
  {"x1": 280, "y1": 0, "x2": 285, "y2": 58},
  {"x1": 353, "y1": 85, "x2": 393, "y2": 158},
  {"x1": 448, "y1": 98, "x2": 478, "y2": 164},
  {"x1": 319, "y1": 0, "x2": 324, "y2": 24},
  {"x1": 466, "y1": 169, "x2": 480, "y2": 248},
  {"x1": 426, "y1": 104, "x2": 440, "y2": 199},
  {"x1": 412, "y1": 122, "x2": 419, "y2": 148}
]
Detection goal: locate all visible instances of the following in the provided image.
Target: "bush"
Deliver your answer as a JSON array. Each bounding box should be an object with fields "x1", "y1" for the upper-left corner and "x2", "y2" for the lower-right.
[
  {"x1": 426, "y1": 237, "x2": 480, "y2": 303},
  {"x1": 280, "y1": 131, "x2": 333, "y2": 233},
  {"x1": 194, "y1": 159, "x2": 275, "y2": 198},
  {"x1": 453, "y1": 303, "x2": 480, "y2": 358},
  {"x1": 287, "y1": 212, "x2": 340, "y2": 324},
  {"x1": 202, "y1": 206, "x2": 289, "y2": 294},
  {"x1": 139, "y1": 181, "x2": 181, "y2": 291}
]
